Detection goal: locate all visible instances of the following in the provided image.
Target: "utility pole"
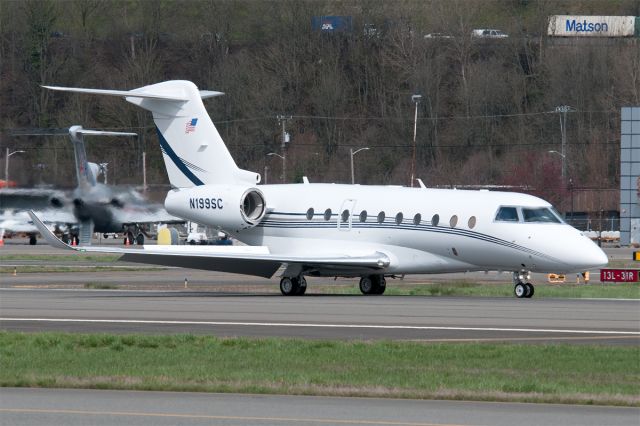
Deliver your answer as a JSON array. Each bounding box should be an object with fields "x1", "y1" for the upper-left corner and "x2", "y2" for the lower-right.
[{"x1": 276, "y1": 115, "x2": 291, "y2": 183}]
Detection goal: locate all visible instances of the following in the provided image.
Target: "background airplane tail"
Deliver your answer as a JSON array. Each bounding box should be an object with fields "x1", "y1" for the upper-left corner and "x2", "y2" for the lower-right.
[{"x1": 46, "y1": 81, "x2": 260, "y2": 189}]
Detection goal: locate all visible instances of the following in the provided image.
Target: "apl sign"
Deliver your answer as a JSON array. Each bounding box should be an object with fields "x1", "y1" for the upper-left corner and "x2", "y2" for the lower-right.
[{"x1": 548, "y1": 15, "x2": 637, "y2": 37}]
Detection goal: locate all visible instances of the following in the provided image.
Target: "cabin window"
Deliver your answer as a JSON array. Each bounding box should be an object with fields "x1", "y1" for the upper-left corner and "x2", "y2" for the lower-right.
[
  {"x1": 413, "y1": 213, "x2": 421, "y2": 225},
  {"x1": 522, "y1": 207, "x2": 561, "y2": 223},
  {"x1": 495, "y1": 206, "x2": 519, "y2": 222},
  {"x1": 341, "y1": 209, "x2": 350, "y2": 222},
  {"x1": 377, "y1": 211, "x2": 385, "y2": 223},
  {"x1": 395, "y1": 212, "x2": 403, "y2": 225},
  {"x1": 431, "y1": 214, "x2": 439, "y2": 226},
  {"x1": 449, "y1": 215, "x2": 458, "y2": 228},
  {"x1": 468, "y1": 216, "x2": 476, "y2": 229},
  {"x1": 359, "y1": 210, "x2": 367, "y2": 222},
  {"x1": 324, "y1": 208, "x2": 332, "y2": 221},
  {"x1": 306, "y1": 208, "x2": 314, "y2": 220}
]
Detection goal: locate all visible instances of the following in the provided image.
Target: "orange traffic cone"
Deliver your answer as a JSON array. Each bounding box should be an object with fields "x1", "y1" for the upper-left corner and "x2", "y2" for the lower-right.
[
  {"x1": 125, "y1": 237, "x2": 130, "y2": 246},
  {"x1": 71, "y1": 237, "x2": 77, "y2": 246}
]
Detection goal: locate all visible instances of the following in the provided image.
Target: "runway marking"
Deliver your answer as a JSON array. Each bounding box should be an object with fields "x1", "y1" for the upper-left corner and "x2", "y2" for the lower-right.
[
  {"x1": 1, "y1": 318, "x2": 638, "y2": 335},
  {"x1": 0, "y1": 408, "x2": 472, "y2": 426}
]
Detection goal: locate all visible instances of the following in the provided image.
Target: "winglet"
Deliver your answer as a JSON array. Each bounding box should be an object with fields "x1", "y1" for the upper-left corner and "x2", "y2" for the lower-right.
[{"x1": 27, "y1": 211, "x2": 77, "y2": 251}]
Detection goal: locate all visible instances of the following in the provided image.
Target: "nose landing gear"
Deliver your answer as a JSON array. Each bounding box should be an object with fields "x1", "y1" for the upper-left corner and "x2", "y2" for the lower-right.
[{"x1": 513, "y1": 271, "x2": 534, "y2": 298}]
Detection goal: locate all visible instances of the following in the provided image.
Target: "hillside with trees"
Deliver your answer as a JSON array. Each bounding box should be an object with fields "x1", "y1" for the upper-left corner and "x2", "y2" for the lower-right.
[{"x1": 1, "y1": 0, "x2": 638, "y2": 214}]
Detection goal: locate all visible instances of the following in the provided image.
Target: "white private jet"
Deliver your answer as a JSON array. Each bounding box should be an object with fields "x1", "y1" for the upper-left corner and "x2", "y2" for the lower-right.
[{"x1": 32, "y1": 80, "x2": 608, "y2": 297}]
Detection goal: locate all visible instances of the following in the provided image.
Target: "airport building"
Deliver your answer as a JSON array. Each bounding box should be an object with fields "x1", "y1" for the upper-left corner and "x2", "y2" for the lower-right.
[{"x1": 620, "y1": 107, "x2": 640, "y2": 245}]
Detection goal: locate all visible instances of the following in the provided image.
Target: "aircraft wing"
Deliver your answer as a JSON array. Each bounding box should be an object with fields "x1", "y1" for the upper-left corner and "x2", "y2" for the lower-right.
[
  {"x1": 29, "y1": 211, "x2": 390, "y2": 278},
  {"x1": 2, "y1": 209, "x2": 76, "y2": 233}
]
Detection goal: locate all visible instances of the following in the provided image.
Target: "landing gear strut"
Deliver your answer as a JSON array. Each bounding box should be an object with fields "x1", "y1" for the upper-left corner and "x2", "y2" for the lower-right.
[
  {"x1": 279, "y1": 275, "x2": 307, "y2": 296},
  {"x1": 359, "y1": 275, "x2": 386, "y2": 295},
  {"x1": 513, "y1": 271, "x2": 534, "y2": 298}
]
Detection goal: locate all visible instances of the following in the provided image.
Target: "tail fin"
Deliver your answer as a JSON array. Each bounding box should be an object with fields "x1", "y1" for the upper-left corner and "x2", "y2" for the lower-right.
[
  {"x1": 67, "y1": 126, "x2": 137, "y2": 190},
  {"x1": 45, "y1": 81, "x2": 260, "y2": 188}
]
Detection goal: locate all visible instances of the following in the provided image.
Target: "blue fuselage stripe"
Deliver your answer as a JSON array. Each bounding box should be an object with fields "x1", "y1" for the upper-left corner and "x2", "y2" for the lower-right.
[{"x1": 156, "y1": 127, "x2": 204, "y2": 186}]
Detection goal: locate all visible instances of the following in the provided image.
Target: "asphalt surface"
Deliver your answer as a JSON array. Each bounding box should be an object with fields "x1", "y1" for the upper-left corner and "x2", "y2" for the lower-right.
[
  {"x1": 1, "y1": 288, "x2": 638, "y2": 344},
  {"x1": 1, "y1": 388, "x2": 638, "y2": 426}
]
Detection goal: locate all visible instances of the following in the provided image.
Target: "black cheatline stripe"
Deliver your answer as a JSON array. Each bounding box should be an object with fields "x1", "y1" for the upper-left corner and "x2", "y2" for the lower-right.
[
  {"x1": 156, "y1": 127, "x2": 204, "y2": 186},
  {"x1": 256, "y1": 220, "x2": 558, "y2": 262}
]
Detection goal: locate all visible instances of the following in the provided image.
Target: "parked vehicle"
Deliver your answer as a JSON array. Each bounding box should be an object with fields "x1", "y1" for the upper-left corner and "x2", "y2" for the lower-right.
[{"x1": 471, "y1": 29, "x2": 508, "y2": 38}]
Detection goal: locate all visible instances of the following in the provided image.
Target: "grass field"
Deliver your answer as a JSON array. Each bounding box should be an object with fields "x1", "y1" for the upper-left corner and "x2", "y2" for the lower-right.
[{"x1": 1, "y1": 332, "x2": 638, "y2": 406}]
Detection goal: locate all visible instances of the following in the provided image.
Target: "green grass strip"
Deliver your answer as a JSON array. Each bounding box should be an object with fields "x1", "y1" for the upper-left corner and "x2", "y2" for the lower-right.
[
  {"x1": 0, "y1": 332, "x2": 638, "y2": 406},
  {"x1": 322, "y1": 281, "x2": 640, "y2": 299}
]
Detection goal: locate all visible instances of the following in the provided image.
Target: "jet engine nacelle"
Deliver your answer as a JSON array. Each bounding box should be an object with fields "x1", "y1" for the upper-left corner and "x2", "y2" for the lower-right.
[{"x1": 164, "y1": 185, "x2": 266, "y2": 232}]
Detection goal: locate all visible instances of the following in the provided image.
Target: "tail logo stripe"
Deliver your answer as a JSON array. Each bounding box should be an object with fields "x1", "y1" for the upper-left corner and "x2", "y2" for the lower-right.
[{"x1": 156, "y1": 127, "x2": 204, "y2": 186}]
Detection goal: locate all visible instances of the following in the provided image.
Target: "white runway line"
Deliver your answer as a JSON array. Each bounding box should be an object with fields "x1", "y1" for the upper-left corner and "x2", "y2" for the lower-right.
[{"x1": 1, "y1": 318, "x2": 638, "y2": 335}]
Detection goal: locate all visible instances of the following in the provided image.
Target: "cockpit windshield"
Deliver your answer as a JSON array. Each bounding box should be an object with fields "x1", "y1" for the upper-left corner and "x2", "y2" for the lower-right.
[
  {"x1": 522, "y1": 207, "x2": 561, "y2": 223},
  {"x1": 495, "y1": 206, "x2": 564, "y2": 224},
  {"x1": 495, "y1": 207, "x2": 519, "y2": 222}
]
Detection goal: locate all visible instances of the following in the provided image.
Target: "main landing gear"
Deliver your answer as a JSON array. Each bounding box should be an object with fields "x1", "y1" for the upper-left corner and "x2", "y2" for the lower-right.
[
  {"x1": 359, "y1": 275, "x2": 386, "y2": 295},
  {"x1": 513, "y1": 271, "x2": 534, "y2": 298},
  {"x1": 279, "y1": 276, "x2": 307, "y2": 296}
]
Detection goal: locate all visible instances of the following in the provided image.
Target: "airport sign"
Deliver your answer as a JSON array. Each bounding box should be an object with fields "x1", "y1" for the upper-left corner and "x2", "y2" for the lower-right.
[{"x1": 600, "y1": 269, "x2": 639, "y2": 282}]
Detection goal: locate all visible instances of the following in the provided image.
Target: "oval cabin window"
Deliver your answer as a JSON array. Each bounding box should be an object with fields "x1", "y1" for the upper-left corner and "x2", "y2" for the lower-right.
[
  {"x1": 468, "y1": 216, "x2": 476, "y2": 229},
  {"x1": 450, "y1": 215, "x2": 458, "y2": 228},
  {"x1": 306, "y1": 208, "x2": 314, "y2": 220},
  {"x1": 324, "y1": 208, "x2": 332, "y2": 221}
]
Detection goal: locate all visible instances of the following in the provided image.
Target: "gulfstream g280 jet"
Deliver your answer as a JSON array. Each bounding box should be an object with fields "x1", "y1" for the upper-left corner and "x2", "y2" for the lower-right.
[{"x1": 32, "y1": 80, "x2": 608, "y2": 297}]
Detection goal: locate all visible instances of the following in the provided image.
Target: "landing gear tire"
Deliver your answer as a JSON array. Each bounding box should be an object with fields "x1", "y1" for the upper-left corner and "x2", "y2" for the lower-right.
[
  {"x1": 136, "y1": 233, "x2": 145, "y2": 245},
  {"x1": 29, "y1": 234, "x2": 37, "y2": 245},
  {"x1": 360, "y1": 275, "x2": 386, "y2": 295},
  {"x1": 280, "y1": 277, "x2": 295, "y2": 295},
  {"x1": 524, "y1": 283, "x2": 534, "y2": 298},
  {"x1": 359, "y1": 276, "x2": 374, "y2": 294},
  {"x1": 280, "y1": 276, "x2": 307, "y2": 296},
  {"x1": 373, "y1": 276, "x2": 386, "y2": 295},
  {"x1": 514, "y1": 282, "x2": 527, "y2": 298},
  {"x1": 295, "y1": 276, "x2": 307, "y2": 296}
]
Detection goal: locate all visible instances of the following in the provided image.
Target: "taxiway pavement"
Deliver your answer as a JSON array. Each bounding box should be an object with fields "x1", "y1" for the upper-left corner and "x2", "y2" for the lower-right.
[
  {"x1": 1, "y1": 387, "x2": 638, "y2": 426},
  {"x1": 1, "y1": 288, "x2": 638, "y2": 345}
]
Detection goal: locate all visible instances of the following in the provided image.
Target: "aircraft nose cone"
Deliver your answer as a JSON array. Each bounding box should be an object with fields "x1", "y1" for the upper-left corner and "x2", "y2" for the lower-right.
[{"x1": 581, "y1": 243, "x2": 608, "y2": 269}]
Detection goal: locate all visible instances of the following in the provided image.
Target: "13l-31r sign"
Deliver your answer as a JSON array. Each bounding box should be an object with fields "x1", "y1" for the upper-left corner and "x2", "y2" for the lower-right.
[{"x1": 600, "y1": 269, "x2": 639, "y2": 282}]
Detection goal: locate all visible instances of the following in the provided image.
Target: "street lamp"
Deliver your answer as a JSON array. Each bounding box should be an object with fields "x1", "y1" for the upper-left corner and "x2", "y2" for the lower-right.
[
  {"x1": 5, "y1": 148, "x2": 25, "y2": 183},
  {"x1": 554, "y1": 105, "x2": 574, "y2": 181},
  {"x1": 350, "y1": 147, "x2": 370, "y2": 184},
  {"x1": 410, "y1": 94, "x2": 422, "y2": 187},
  {"x1": 267, "y1": 152, "x2": 285, "y2": 183}
]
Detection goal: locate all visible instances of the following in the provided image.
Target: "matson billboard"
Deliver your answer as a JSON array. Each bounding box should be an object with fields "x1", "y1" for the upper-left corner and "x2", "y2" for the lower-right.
[{"x1": 548, "y1": 15, "x2": 636, "y2": 37}]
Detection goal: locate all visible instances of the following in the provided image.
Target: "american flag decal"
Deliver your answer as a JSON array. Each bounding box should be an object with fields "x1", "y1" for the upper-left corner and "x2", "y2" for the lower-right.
[{"x1": 185, "y1": 118, "x2": 198, "y2": 133}]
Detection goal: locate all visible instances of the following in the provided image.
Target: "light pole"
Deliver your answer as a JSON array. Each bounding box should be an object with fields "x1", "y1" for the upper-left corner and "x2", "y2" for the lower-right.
[
  {"x1": 410, "y1": 94, "x2": 422, "y2": 187},
  {"x1": 267, "y1": 152, "x2": 285, "y2": 183},
  {"x1": 5, "y1": 148, "x2": 25, "y2": 183},
  {"x1": 350, "y1": 147, "x2": 369, "y2": 184},
  {"x1": 554, "y1": 105, "x2": 574, "y2": 181}
]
